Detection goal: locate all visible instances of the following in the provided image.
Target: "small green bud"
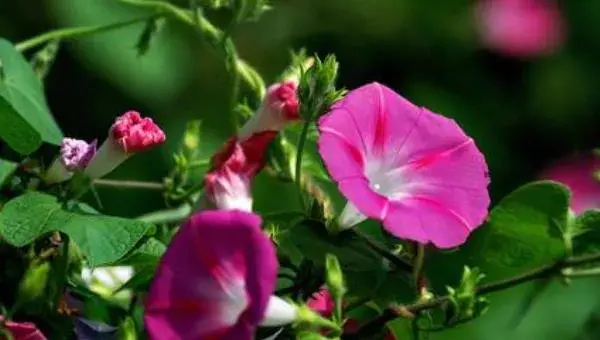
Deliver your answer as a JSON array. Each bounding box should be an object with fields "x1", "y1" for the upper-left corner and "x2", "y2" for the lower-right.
[
  {"x1": 15, "y1": 261, "x2": 51, "y2": 311},
  {"x1": 325, "y1": 254, "x2": 345, "y2": 298},
  {"x1": 183, "y1": 120, "x2": 202, "y2": 151}
]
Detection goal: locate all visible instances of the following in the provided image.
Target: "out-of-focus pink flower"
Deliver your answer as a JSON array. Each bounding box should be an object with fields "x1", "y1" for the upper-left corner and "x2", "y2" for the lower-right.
[
  {"x1": 475, "y1": 0, "x2": 565, "y2": 58},
  {"x1": 306, "y1": 288, "x2": 335, "y2": 318},
  {"x1": 238, "y1": 81, "x2": 300, "y2": 141},
  {"x1": 306, "y1": 288, "x2": 397, "y2": 339},
  {"x1": 85, "y1": 111, "x2": 165, "y2": 179},
  {"x1": 45, "y1": 138, "x2": 97, "y2": 184},
  {"x1": 540, "y1": 152, "x2": 600, "y2": 214},
  {"x1": 318, "y1": 82, "x2": 490, "y2": 249},
  {"x1": 144, "y1": 210, "x2": 297, "y2": 339},
  {"x1": 0, "y1": 316, "x2": 47, "y2": 340}
]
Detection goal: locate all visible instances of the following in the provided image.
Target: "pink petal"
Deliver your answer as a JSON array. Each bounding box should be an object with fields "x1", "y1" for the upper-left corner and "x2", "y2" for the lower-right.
[
  {"x1": 402, "y1": 138, "x2": 490, "y2": 229},
  {"x1": 145, "y1": 210, "x2": 278, "y2": 339},
  {"x1": 323, "y1": 82, "x2": 418, "y2": 156},
  {"x1": 384, "y1": 199, "x2": 470, "y2": 249},
  {"x1": 306, "y1": 288, "x2": 334, "y2": 318},
  {"x1": 317, "y1": 133, "x2": 365, "y2": 182},
  {"x1": 338, "y1": 177, "x2": 389, "y2": 220},
  {"x1": 0, "y1": 316, "x2": 47, "y2": 340}
]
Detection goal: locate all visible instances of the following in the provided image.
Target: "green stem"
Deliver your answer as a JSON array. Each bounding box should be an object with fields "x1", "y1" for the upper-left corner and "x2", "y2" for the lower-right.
[
  {"x1": 346, "y1": 252, "x2": 600, "y2": 339},
  {"x1": 413, "y1": 244, "x2": 426, "y2": 290},
  {"x1": 352, "y1": 229, "x2": 413, "y2": 273},
  {"x1": 136, "y1": 203, "x2": 193, "y2": 224},
  {"x1": 94, "y1": 179, "x2": 164, "y2": 190},
  {"x1": 16, "y1": 15, "x2": 158, "y2": 52},
  {"x1": 294, "y1": 120, "x2": 311, "y2": 211}
]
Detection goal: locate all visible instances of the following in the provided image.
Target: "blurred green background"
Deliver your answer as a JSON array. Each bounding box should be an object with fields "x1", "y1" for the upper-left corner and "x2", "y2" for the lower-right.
[{"x1": 2, "y1": 0, "x2": 600, "y2": 339}]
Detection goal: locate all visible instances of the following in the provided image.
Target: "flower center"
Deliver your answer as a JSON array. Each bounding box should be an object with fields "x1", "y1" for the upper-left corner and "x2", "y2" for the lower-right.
[
  {"x1": 365, "y1": 157, "x2": 408, "y2": 199},
  {"x1": 220, "y1": 278, "x2": 249, "y2": 326}
]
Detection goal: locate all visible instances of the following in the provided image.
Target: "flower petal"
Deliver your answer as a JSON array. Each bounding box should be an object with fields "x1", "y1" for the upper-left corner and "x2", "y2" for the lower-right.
[
  {"x1": 338, "y1": 177, "x2": 389, "y2": 220},
  {"x1": 323, "y1": 82, "x2": 419, "y2": 156},
  {"x1": 384, "y1": 198, "x2": 470, "y2": 249},
  {"x1": 317, "y1": 132, "x2": 365, "y2": 182},
  {"x1": 400, "y1": 138, "x2": 490, "y2": 228},
  {"x1": 145, "y1": 210, "x2": 277, "y2": 339}
]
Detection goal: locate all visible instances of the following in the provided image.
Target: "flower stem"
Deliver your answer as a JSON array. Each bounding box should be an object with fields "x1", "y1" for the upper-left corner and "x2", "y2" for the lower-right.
[
  {"x1": 93, "y1": 179, "x2": 164, "y2": 190},
  {"x1": 346, "y1": 252, "x2": 600, "y2": 339},
  {"x1": 294, "y1": 120, "x2": 311, "y2": 211},
  {"x1": 16, "y1": 15, "x2": 159, "y2": 52},
  {"x1": 352, "y1": 229, "x2": 413, "y2": 273}
]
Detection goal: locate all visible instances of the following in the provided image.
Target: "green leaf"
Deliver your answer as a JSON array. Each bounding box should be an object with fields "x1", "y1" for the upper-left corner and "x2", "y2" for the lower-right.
[
  {"x1": 574, "y1": 210, "x2": 600, "y2": 254},
  {"x1": 0, "y1": 38, "x2": 63, "y2": 145},
  {"x1": 0, "y1": 158, "x2": 18, "y2": 185},
  {"x1": 289, "y1": 219, "x2": 384, "y2": 271},
  {"x1": 0, "y1": 96, "x2": 41, "y2": 154},
  {"x1": 463, "y1": 181, "x2": 569, "y2": 281},
  {"x1": 117, "y1": 237, "x2": 166, "y2": 267},
  {"x1": 0, "y1": 192, "x2": 152, "y2": 266}
]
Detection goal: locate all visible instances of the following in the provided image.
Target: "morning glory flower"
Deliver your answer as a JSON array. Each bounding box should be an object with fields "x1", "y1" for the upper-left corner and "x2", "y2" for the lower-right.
[
  {"x1": 205, "y1": 131, "x2": 277, "y2": 211},
  {"x1": 475, "y1": 0, "x2": 565, "y2": 58},
  {"x1": 317, "y1": 82, "x2": 490, "y2": 248},
  {"x1": 0, "y1": 315, "x2": 46, "y2": 340},
  {"x1": 144, "y1": 210, "x2": 297, "y2": 339},
  {"x1": 85, "y1": 111, "x2": 166, "y2": 179}
]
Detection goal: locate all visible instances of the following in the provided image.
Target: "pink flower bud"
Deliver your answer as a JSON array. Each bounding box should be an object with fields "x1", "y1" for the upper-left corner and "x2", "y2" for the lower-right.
[
  {"x1": 85, "y1": 111, "x2": 166, "y2": 179},
  {"x1": 61, "y1": 138, "x2": 97, "y2": 171},
  {"x1": 238, "y1": 81, "x2": 300, "y2": 141},
  {"x1": 45, "y1": 138, "x2": 96, "y2": 184},
  {"x1": 204, "y1": 162, "x2": 253, "y2": 212},
  {"x1": 111, "y1": 111, "x2": 166, "y2": 153},
  {"x1": 204, "y1": 131, "x2": 277, "y2": 211}
]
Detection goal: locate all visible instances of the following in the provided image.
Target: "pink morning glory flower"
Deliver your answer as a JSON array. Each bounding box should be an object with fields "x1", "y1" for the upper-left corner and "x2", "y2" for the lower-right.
[
  {"x1": 475, "y1": 0, "x2": 565, "y2": 58},
  {"x1": 45, "y1": 138, "x2": 97, "y2": 184},
  {"x1": 540, "y1": 152, "x2": 600, "y2": 214},
  {"x1": 0, "y1": 316, "x2": 47, "y2": 340},
  {"x1": 317, "y1": 82, "x2": 490, "y2": 249},
  {"x1": 205, "y1": 131, "x2": 278, "y2": 211},
  {"x1": 238, "y1": 81, "x2": 300, "y2": 141},
  {"x1": 144, "y1": 210, "x2": 297, "y2": 339},
  {"x1": 85, "y1": 111, "x2": 166, "y2": 179}
]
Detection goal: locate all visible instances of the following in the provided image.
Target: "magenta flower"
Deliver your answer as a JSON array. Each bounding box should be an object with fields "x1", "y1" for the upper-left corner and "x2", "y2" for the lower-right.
[
  {"x1": 317, "y1": 83, "x2": 490, "y2": 249},
  {"x1": 0, "y1": 316, "x2": 47, "y2": 340},
  {"x1": 45, "y1": 138, "x2": 97, "y2": 184},
  {"x1": 85, "y1": 111, "x2": 166, "y2": 179},
  {"x1": 306, "y1": 288, "x2": 334, "y2": 318},
  {"x1": 475, "y1": 0, "x2": 565, "y2": 58},
  {"x1": 540, "y1": 152, "x2": 600, "y2": 214},
  {"x1": 238, "y1": 81, "x2": 300, "y2": 141},
  {"x1": 144, "y1": 210, "x2": 297, "y2": 339}
]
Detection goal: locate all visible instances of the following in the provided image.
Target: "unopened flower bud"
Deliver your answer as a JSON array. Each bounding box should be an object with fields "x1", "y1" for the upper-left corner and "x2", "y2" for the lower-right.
[
  {"x1": 85, "y1": 111, "x2": 165, "y2": 179},
  {"x1": 238, "y1": 81, "x2": 300, "y2": 141},
  {"x1": 45, "y1": 138, "x2": 97, "y2": 184}
]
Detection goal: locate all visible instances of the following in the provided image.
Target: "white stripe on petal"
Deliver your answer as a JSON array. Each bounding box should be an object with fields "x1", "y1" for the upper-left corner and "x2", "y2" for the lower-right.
[{"x1": 259, "y1": 296, "x2": 297, "y2": 327}]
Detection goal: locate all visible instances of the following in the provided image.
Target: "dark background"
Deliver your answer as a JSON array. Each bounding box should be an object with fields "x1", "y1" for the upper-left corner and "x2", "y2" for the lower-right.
[{"x1": 2, "y1": 0, "x2": 600, "y2": 338}]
